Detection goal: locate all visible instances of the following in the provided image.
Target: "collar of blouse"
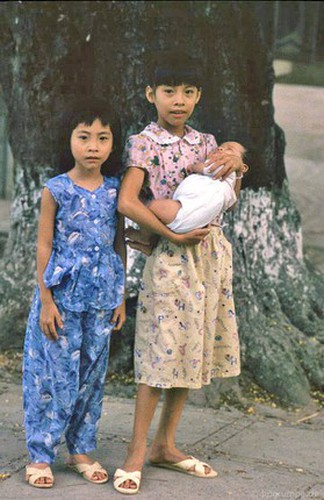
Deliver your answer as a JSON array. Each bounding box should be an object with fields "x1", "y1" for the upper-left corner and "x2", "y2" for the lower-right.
[{"x1": 142, "y1": 121, "x2": 202, "y2": 146}]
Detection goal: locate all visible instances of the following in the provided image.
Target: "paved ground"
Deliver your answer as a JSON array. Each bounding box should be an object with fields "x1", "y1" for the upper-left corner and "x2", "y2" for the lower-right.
[{"x1": 0, "y1": 381, "x2": 323, "y2": 500}]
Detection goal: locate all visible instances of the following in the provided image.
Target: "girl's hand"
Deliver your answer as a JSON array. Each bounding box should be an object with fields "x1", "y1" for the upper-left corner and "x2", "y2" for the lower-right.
[
  {"x1": 110, "y1": 301, "x2": 126, "y2": 332},
  {"x1": 172, "y1": 227, "x2": 210, "y2": 246},
  {"x1": 206, "y1": 150, "x2": 243, "y2": 181},
  {"x1": 39, "y1": 300, "x2": 63, "y2": 341}
]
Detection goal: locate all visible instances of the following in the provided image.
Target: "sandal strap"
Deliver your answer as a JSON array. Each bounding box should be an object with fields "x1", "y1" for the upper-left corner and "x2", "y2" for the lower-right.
[
  {"x1": 79, "y1": 461, "x2": 102, "y2": 473},
  {"x1": 72, "y1": 461, "x2": 107, "y2": 476},
  {"x1": 114, "y1": 468, "x2": 141, "y2": 488},
  {"x1": 26, "y1": 466, "x2": 53, "y2": 482},
  {"x1": 174, "y1": 456, "x2": 211, "y2": 475}
]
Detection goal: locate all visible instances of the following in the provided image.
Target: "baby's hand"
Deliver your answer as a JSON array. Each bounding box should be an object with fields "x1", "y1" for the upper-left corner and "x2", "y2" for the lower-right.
[{"x1": 187, "y1": 161, "x2": 205, "y2": 175}]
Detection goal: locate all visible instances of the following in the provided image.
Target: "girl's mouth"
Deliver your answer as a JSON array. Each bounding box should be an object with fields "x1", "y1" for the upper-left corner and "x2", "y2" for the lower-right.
[{"x1": 171, "y1": 111, "x2": 186, "y2": 117}]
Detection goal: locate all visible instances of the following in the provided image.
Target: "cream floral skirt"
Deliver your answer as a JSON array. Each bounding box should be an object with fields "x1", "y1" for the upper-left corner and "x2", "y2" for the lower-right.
[{"x1": 134, "y1": 226, "x2": 241, "y2": 389}]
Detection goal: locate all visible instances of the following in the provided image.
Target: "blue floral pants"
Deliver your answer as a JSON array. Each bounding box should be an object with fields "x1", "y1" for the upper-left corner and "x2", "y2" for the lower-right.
[{"x1": 23, "y1": 288, "x2": 113, "y2": 463}]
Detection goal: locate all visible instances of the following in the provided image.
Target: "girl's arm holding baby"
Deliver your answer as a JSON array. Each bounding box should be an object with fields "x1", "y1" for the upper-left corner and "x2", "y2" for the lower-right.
[
  {"x1": 118, "y1": 167, "x2": 210, "y2": 245},
  {"x1": 37, "y1": 188, "x2": 63, "y2": 341}
]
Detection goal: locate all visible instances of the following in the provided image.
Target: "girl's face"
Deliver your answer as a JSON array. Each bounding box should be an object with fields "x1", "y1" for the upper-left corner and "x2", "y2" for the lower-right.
[
  {"x1": 146, "y1": 84, "x2": 201, "y2": 136},
  {"x1": 70, "y1": 119, "x2": 113, "y2": 172}
]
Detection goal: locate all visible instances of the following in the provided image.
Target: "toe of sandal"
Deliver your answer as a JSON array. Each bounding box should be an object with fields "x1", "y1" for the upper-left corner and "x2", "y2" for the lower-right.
[
  {"x1": 113, "y1": 468, "x2": 141, "y2": 495},
  {"x1": 25, "y1": 466, "x2": 54, "y2": 488},
  {"x1": 68, "y1": 461, "x2": 109, "y2": 484}
]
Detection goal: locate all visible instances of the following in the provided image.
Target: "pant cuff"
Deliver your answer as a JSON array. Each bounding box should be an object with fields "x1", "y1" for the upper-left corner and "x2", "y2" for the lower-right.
[{"x1": 66, "y1": 444, "x2": 97, "y2": 456}]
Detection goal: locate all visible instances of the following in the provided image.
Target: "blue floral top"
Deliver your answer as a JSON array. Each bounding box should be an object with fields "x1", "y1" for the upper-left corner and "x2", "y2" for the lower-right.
[{"x1": 43, "y1": 173, "x2": 125, "y2": 312}]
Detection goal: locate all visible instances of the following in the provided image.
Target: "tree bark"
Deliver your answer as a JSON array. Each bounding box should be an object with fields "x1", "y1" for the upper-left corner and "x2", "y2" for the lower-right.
[{"x1": 0, "y1": 1, "x2": 322, "y2": 406}]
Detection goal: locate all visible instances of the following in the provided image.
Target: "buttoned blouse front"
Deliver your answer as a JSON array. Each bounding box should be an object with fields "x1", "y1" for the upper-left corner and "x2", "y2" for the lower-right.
[
  {"x1": 42, "y1": 173, "x2": 125, "y2": 312},
  {"x1": 124, "y1": 122, "x2": 217, "y2": 201}
]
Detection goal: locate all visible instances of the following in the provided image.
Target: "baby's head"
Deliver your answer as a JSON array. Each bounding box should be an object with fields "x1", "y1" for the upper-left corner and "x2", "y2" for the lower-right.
[{"x1": 219, "y1": 141, "x2": 247, "y2": 158}]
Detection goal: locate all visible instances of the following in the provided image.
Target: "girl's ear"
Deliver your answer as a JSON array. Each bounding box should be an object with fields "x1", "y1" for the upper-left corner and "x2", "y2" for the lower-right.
[
  {"x1": 195, "y1": 88, "x2": 202, "y2": 105},
  {"x1": 145, "y1": 86, "x2": 155, "y2": 103}
]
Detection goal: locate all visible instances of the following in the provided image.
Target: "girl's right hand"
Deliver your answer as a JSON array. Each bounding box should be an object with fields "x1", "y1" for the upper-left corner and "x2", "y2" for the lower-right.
[
  {"x1": 39, "y1": 300, "x2": 63, "y2": 341},
  {"x1": 172, "y1": 227, "x2": 210, "y2": 246}
]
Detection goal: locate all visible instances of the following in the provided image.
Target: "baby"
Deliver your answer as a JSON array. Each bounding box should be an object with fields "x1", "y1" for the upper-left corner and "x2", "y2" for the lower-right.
[{"x1": 126, "y1": 141, "x2": 246, "y2": 255}]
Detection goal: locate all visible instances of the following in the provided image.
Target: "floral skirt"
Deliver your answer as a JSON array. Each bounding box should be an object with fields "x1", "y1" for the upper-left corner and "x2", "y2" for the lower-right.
[{"x1": 134, "y1": 226, "x2": 241, "y2": 389}]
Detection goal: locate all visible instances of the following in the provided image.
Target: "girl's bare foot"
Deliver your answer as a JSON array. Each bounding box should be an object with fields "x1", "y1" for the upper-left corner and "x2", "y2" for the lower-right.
[{"x1": 68, "y1": 454, "x2": 108, "y2": 482}]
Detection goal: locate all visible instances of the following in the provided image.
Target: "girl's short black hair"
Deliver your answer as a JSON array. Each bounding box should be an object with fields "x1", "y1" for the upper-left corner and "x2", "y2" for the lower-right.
[
  {"x1": 148, "y1": 51, "x2": 203, "y2": 89},
  {"x1": 55, "y1": 96, "x2": 122, "y2": 176}
]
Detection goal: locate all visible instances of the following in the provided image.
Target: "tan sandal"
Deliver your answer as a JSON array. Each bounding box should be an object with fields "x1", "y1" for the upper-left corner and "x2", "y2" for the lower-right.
[
  {"x1": 151, "y1": 455, "x2": 218, "y2": 478},
  {"x1": 68, "y1": 461, "x2": 109, "y2": 484},
  {"x1": 113, "y1": 468, "x2": 141, "y2": 495},
  {"x1": 25, "y1": 465, "x2": 54, "y2": 488}
]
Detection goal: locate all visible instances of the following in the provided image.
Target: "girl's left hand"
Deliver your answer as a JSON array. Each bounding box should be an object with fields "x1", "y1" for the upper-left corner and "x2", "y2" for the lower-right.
[
  {"x1": 206, "y1": 151, "x2": 243, "y2": 181},
  {"x1": 110, "y1": 301, "x2": 126, "y2": 331}
]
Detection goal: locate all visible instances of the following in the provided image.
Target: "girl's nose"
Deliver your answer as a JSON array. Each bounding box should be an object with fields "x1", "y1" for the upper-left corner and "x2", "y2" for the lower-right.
[
  {"x1": 174, "y1": 91, "x2": 185, "y2": 106},
  {"x1": 88, "y1": 141, "x2": 99, "y2": 151}
]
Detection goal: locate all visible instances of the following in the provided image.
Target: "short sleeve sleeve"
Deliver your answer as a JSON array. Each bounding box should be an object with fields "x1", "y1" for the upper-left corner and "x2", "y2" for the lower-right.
[
  {"x1": 44, "y1": 176, "x2": 65, "y2": 205},
  {"x1": 124, "y1": 134, "x2": 159, "y2": 174},
  {"x1": 205, "y1": 133, "x2": 218, "y2": 156}
]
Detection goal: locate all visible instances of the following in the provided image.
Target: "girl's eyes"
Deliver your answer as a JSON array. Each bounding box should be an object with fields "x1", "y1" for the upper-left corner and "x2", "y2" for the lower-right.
[
  {"x1": 163, "y1": 88, "x2": 195, "y2": 96},
  {"x1": 77, "y1": 136, "x2": 110, "y2": 141}
]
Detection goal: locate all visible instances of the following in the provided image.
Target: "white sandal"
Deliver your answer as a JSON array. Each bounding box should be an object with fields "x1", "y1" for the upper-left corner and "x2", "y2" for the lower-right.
[
  {"x1": 113, "y1": 468, "x2": 141, "y2": 495},
  {"x1": 68, "y1": 461, "x2": 108, "y2": 484},
  {"x1": 25, "y1": 465, "x2": 54, "y2": 488}
]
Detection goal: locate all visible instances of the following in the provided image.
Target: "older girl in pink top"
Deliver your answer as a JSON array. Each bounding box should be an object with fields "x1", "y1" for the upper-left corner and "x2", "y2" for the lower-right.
[{"x1": 114, "y1": 53, "x2": 246, "y2": 495}]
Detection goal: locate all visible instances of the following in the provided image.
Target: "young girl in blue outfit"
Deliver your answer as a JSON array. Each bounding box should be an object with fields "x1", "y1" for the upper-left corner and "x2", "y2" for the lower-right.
[
  {"x1": 114, "y1": 53, "x2": 245, "y2": 494},
  {"x1": 23, "y1": 98, "x2": 126, "y2": 488}
]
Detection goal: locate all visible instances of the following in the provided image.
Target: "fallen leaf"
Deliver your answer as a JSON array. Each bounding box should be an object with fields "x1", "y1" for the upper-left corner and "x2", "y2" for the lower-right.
[{"x1": 0, "y1": 473, "x2": 11, "y2": 481}]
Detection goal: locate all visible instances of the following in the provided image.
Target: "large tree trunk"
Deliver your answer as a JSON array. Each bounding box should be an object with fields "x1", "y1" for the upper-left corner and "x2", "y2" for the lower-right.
[{"x1": 0, "y1": 1, "x2": 322, "y2": 406}]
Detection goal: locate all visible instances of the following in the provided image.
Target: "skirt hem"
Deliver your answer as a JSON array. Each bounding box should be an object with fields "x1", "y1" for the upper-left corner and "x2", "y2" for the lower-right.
[{"x1": 135, "y1": 369, "x2": 241, "y2": 390}]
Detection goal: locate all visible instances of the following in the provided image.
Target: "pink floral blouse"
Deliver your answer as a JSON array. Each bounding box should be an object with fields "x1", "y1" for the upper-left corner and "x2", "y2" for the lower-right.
[{"x1": 124, "y1": 122, "x2": 217, "y2": 201}]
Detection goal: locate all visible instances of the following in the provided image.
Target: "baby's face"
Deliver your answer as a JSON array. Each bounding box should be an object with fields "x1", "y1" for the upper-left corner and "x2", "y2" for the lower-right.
[{"x1": 219, "y1": 142, "x2": 244, "y2": 157}]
